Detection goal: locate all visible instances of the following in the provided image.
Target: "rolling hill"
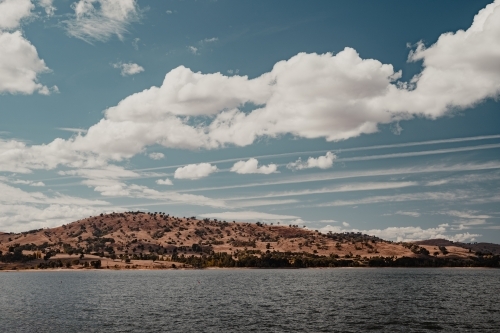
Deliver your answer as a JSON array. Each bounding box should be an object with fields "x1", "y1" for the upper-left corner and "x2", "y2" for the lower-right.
[{"x1": 0, "y1": 212, "x2": 498, "y2": 270}]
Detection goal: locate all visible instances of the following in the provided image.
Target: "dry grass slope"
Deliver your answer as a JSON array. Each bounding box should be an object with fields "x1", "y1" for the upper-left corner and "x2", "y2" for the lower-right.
[{"x1": 0, "y1": 212, "x2": 498, "y2": 270}]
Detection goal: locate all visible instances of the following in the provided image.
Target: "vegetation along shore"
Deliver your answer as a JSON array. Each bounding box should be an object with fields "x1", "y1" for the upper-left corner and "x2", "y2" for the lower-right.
[{"x1": 1, "y1": 212, "x2": 499, "y2": 271}]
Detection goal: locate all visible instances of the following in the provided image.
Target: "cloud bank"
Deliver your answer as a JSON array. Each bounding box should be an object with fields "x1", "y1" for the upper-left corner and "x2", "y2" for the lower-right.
[{"x1": 1, "y1": 1, "x2": 500, "y2": 176}]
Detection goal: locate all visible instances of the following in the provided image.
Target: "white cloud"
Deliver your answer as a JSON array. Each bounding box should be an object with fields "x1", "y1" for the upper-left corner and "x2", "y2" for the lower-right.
[
  {"x1": 58, "y1": 127, "x2": 88, "y2": 134},
  {"x1": 156, "y1": 178, "x2": 173, "y2": 185},
  {"x1": 148, "y1": 152, "x2": 164, "y2": 160},
  {"x1": 0, "y1": 180, "x2": 118, "y2": 231},
  {"x1": 131, "y1": 37, "x2": 140, "y2": 50},
  {"x1": 231, "y1": 199, "x2": 298, "y2": 208},
  {"x1": 105, "y1": 65, "x2": 271, "y2": 120},
  {"x1": 203, "y1": 37, "x2": 218, "y2": 43},
  {"x1": 451, "y1": 219, "x2": 488, "y2": 230},
  {"x1": 0, "y1": 181, "x2": 108, "y2": 206},
  {"x1": 199, "y1": 211, "x2": 299, "y2": 221},
  {"x1": 0, "y1": 203, "x2": 117, "y2": 232},
  {"x1": 0, "y1": 31, "x2": 52, "y2": 94},
  {"x1": 166, "y1": 10, "x2": 172, "y2": 14},
  {"x1": 1, "y1": 2, "x2": 500, "y2": 177},
  {"x1": 342, "y1": 222, "x2": 350, "y2": 227},
  {"x1": 0, "y1": 0, "x2": 33, "y2": 30},
  {"x1": 38, "y1": 0, "x2": 56, "y2": 16},
  {"x1": 322, "y1": 191, "x2": 468, "y2": 207},
  {"x1": 426, "y1": 180, "x2": 449, "y2": 186},
  {"x1": 96, "y1": 2, "x2": 500, "y2": 153},
  {"x1": 174, "y1": 163, "x2": 217, "y2": 180},
  {"x1": 175, "y1": 162, "x2": 500, "y2": 194},
  {"x1": 225, "y1": 181, "x2": 418, "y2": 201},
  {"x1": 10, "y1": 179, "x2": 45, "y2": 187},
  {"x1": 58, "y1": 166, "x2": 226, "y2": 207},
  {"x1": 389, "y1": 0, "x2": 500, "y2": 118},
  {"x1": 393, "y1": 211, "x2": 421, "y2": 217},
  {"x1": 230, "y1": 158, "x2": 277, "y2": 174},
  {"x1": 112, "y1": 62, "x2": 144, "y2": 76},
  {"x1": 337, "y1": 143, "x2": 500, "y2": 163},
  {"x1": 287, "y1": 151, "x2": 336, "y2": 170},
  {"x1": 441, "y1": 210, "x2": 491, "y2": 219},
  {"x1": 65, "y1": 0, "x2": 141, "y2": 43},
  {"x1": 319, "y1": 219, "x2": 337, "y2": 223},
  {"x1": 188, "y1": 46, "x2": 198, "y2": 54}
]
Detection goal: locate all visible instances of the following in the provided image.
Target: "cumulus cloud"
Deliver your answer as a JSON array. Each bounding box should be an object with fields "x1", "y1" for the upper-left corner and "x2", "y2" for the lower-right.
[
  {"x1": 174, "y1": 163, "x2": 217, "y2": 180},
  {"x1": 156, "y1": 178, "x2": 173, "y2": 185},
  {"x1": 148, "y1": 152, "x2": 164, "y2": 160},
  {"x1": 64, "y1": 0, "x2": 141, "y2": 43},
  {"x1": 230, "y1": 158, "x2": 278, "y2": 174},
  {"x1": 2, "y1": 1, "x2": 500, "y2": 175},
  {"x1": 391, "y1": 0, "x2": 500, "y2": 118},
  {"x1": 287, "y1": 152, "x2": 336, "y2": 170},
  {"x1": 38, "y1": 0, "x2": 56, "y2": 16},
  {"x1": 0, "y1": 0, "x2": 33, "y2": 30},
  {"x1": 0, "y1": 31, "x2": 52, "y2": 94},
  {"x1": 112, "y1": 62, "x2": 144, "y2": 76},
  {"x1": 0, "y1": 0, "x2": 54, "y2": 95},
  {"x1": 342, "y1": 222, "x2": 350, "y2": 227}
]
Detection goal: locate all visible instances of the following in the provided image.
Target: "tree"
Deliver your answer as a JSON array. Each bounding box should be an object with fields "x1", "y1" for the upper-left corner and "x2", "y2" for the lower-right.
[{"x1": 439, "y1": 246, "x2": 448, "y2": 255}]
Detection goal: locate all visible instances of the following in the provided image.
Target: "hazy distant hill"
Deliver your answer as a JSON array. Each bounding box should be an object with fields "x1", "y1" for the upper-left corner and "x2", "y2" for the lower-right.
[
  {"x1": 0, "y1": 212, "x2": 498, "y2": 269},
  {"x1": 414, "y1": 239, "x2": 500, "y2": 255}
]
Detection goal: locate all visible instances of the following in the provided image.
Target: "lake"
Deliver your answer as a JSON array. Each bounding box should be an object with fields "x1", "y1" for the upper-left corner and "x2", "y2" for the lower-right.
[{"x1": 0, "y1": 268, "x2": 498, "y2": 332}]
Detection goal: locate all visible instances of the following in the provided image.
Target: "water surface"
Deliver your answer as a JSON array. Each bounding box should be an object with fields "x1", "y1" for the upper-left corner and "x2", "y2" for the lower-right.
[{"x1": 0, "y1": 268, "x2": 498, "y2": 332}]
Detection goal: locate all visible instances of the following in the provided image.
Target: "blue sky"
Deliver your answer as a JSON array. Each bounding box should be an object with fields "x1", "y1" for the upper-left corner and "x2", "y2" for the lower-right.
[{"x1": 1, "y1": 0, "x2": 499, "y2": 243}]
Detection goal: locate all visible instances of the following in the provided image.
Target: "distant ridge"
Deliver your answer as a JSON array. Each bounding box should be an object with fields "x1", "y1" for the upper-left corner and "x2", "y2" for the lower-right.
[{"x1": 415, "y1": 239, "x2": 500, "y2": 255}]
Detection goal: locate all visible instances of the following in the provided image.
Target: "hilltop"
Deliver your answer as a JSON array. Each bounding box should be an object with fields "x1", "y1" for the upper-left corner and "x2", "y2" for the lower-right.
[{"x1": 0, "y1": 212, "x2": 498, "y2": 270}]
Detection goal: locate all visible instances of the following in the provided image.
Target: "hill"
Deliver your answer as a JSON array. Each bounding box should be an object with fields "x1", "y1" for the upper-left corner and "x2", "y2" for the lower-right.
[
  {"x1": 0, "y1": 212, "x2": 498, "y2": 270},
  {"x1": 414, "y1": 239, "x2": 500, "y2": 255}
]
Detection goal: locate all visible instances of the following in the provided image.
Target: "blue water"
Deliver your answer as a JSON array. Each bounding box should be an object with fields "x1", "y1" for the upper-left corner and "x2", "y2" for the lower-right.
[{"x1": 0, "y1": 268, "x2": 498, "y2": 332}]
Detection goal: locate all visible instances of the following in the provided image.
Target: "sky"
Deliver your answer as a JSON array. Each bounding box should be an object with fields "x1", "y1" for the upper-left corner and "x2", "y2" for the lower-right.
[{"x1": 1, "y1": 0, "x2": 500, "y2": 243}]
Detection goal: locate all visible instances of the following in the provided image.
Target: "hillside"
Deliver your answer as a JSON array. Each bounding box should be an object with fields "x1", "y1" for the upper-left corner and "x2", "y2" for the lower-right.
[
  {"x1": 0, "y1": 212, "x2": 498, "y2": 270},
  {"x1": 414, "y1": 239, "x2": 500, "y2": 255}
]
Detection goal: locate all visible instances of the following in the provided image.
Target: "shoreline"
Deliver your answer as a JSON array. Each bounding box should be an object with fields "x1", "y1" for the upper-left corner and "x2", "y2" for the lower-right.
[{"x1": 1, "y1": 266, "x2": 497, "y2": 273}]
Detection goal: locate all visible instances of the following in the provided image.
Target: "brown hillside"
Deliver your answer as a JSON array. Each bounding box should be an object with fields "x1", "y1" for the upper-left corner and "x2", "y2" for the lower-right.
[
  {"x1": 1, "y1": 211, "x2": 485, "y2": 266},
  {"x1": 415, "y1": 239, "x2": 500, "y2": 255}
]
